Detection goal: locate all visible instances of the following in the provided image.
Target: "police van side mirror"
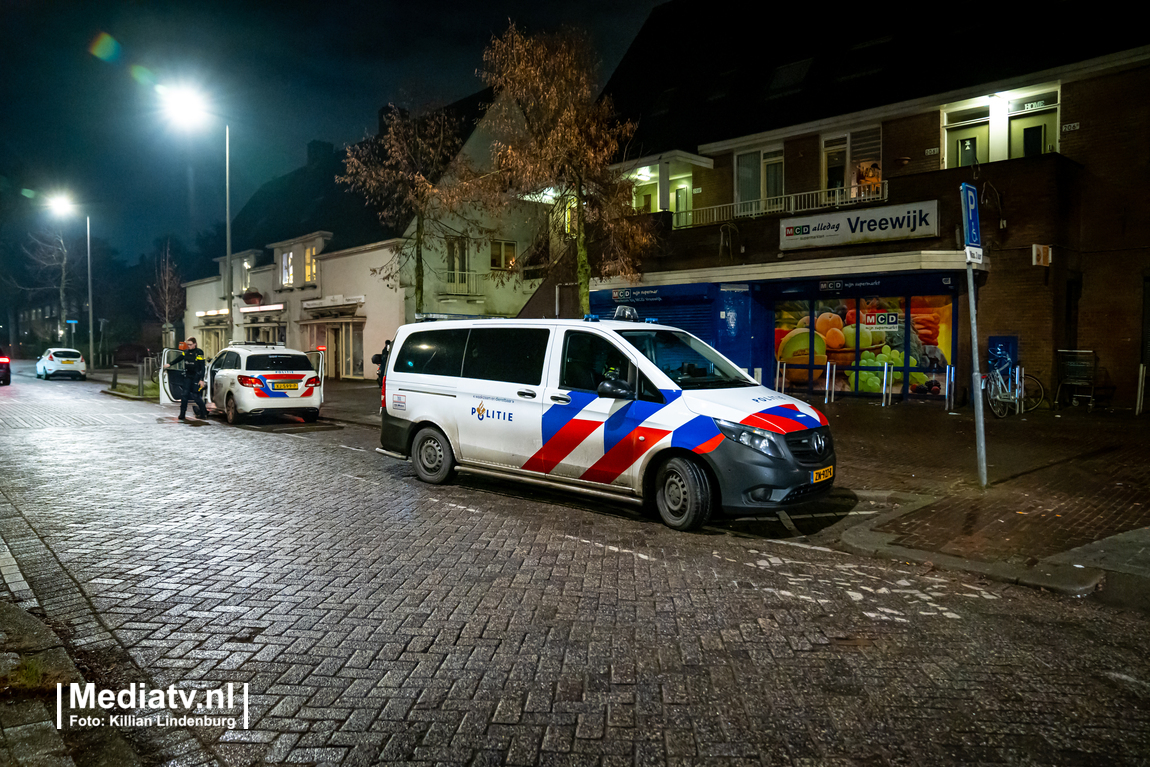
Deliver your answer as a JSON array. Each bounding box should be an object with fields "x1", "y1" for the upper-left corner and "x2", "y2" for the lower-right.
[{"x1": 597, "y1": 379, "x2": 634, "y2": 400}]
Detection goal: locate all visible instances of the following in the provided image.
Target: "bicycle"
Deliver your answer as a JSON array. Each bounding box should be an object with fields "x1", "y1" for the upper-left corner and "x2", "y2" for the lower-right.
[{"x1": 983, "y1": 344, "x2": 1045, "y2": 418}]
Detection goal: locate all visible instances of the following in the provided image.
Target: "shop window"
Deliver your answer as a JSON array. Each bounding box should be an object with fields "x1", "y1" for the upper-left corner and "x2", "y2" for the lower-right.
[
  {"x1": 908, "y1": 295, "x2": 955, "y2": 395},
  {"x1": 814, "y1": 299, "x2": 853, "y2": 395},
  {"x1": 774, "y1": 300, "x2": 815, "y2": 390}
]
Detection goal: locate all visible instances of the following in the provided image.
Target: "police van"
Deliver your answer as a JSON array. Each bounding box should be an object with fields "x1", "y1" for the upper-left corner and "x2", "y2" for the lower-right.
[{"x1": 378, "y1": 309, "x2": 835, "y2": 531}]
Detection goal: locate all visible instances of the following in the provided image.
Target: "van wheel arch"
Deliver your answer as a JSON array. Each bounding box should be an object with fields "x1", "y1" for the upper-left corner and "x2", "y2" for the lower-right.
[
  {"x1": 405, "y1": 420, "x2": 456, "y2": 457},
  {"x1": 643, "y1": 448, "x2": 722, "y2": 520}
]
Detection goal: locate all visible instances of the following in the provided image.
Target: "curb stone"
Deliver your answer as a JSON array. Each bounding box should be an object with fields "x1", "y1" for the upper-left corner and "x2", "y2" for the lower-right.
[
  {"x1": 98, "y1": 389, "x2": 153, "y2": 402},
  {"x1": 838, "y1": 493, "x2": 1108, "y2": 599},
  {"x1": 0, "y1": 601, "x2": 141, "y2": 767}
]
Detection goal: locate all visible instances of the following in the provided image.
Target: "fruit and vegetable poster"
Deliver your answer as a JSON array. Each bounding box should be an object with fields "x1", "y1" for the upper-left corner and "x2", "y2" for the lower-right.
[{"x1": 773, "y1": 295, "x2": 954, "y2": 396}]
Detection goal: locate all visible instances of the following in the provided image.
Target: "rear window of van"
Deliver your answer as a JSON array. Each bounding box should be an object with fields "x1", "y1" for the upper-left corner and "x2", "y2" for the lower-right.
[
  {"x1": 246, "y1": 354, "x2": 313, "y2": 372},
  {"x1": 54, "y1": 350, "x2": 82, "y2": 359},
  {"x1": 394, "y1": 330, "x2": 469, "y2": 377}
]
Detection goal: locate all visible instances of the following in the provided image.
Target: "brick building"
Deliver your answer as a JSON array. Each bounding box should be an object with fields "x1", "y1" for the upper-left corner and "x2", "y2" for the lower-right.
[{"x1": 527, "y1": 4, "x2": 1150, "y2": 408}]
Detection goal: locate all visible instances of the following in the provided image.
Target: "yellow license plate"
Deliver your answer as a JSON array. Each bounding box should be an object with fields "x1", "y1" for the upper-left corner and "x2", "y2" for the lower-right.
[
  {"x1": 812, "y1": 466, "x2": 833, "y2": 483},
  {"x1": 273, "y1": 382, "x2": 298, "y2": 390},
  {"x1": 62, "y1": 360, "x2": 74, "y2": 364}
]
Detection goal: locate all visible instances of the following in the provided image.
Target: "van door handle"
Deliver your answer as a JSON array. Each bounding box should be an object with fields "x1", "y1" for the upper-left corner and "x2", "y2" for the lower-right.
[
  {"x1": 517, "y1": 389, "x2": 536, "y2": 399},
  {"x1": 550, "y1": 394, "x2": 571, "y2": 404}
]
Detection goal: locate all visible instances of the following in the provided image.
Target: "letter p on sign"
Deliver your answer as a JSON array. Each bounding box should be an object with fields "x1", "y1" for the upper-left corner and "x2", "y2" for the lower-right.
[{"x1": 960, "y1": 183, "x2": 981, "y2": 248}]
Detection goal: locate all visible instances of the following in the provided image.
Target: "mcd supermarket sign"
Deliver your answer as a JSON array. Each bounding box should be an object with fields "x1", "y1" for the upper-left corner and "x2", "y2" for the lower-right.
[{"x1": 780, "y1": 201, "x2": 938, "y2": 250}]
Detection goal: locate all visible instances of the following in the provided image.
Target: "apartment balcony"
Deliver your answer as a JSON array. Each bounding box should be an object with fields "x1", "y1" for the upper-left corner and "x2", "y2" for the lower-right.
[
  {"x1": 438, "y1": 271, "x2": 484, "y2": 298},
  {"x1": 672, "y1": 181, "x2": 888, "y2": 229}
]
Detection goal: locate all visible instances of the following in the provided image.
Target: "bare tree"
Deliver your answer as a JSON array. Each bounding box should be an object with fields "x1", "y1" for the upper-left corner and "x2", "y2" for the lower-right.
[
  {"x1": 481, "y1": 24, "x2": 656, "y2": 314},
  {"x1": 340, "y1": 103, "x2": 498, "y2": 315},
  {"x1": 23, "y1": 230, "x2": 72, "y2": 340},
  {"x1": 146, "y1": 241, "x2": 186, "y2": 328}
]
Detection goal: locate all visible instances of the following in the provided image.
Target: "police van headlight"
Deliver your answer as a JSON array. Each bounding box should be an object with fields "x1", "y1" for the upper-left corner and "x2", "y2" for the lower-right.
[{"x1": 713, "y1": 418, "x2": 785, "y2": 458}]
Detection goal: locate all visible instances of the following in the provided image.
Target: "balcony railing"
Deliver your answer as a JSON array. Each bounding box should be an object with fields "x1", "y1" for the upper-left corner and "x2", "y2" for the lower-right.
[
  {"x1": 672, "y1": 181, "x2": 888, "y2": 229},
  {"x1": 440, "y1": 271, "x2": 483, "y2": 296}
]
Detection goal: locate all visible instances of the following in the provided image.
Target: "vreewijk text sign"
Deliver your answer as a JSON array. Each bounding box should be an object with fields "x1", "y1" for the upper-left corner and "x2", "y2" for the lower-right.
[{"x1": 780, "y1": 201, "x2": 938, "y2": 251}]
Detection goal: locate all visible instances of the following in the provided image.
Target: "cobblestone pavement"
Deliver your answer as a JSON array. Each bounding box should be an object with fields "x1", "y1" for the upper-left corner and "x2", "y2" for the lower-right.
[{"x1": 2, "y1": 365, "x2": 1150, "y2": 766}]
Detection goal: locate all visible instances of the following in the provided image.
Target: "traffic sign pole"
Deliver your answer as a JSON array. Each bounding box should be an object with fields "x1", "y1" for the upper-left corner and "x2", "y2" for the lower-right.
[{"x1": 961, "y1": 183, "x2": 988, "y2": 489}]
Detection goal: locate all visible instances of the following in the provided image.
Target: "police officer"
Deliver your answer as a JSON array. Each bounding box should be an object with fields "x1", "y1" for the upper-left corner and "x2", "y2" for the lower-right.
[{"x1": 164, "y1": 337, "x2": 207, "y2": 421}]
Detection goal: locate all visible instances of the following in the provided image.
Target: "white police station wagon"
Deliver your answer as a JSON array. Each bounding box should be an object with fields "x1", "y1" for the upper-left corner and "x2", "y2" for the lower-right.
[
  {"x1": 378, "y1": 310, "x2": 835, "y2": 531},
  {"x1": 160, "y1": 342, "x2": 325, "y2": 424}
]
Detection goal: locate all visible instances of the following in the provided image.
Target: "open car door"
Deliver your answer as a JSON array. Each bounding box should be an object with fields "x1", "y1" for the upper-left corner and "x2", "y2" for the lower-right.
[
  {"x1": 306, "y1": 349, "x2": 325, "y2": 404},
  {"x1": 158, "y1": 348, "x2": 187, "y2": 406}
]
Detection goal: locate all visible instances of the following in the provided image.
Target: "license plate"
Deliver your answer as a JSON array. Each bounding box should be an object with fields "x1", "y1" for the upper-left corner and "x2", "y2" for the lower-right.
[
  {"x1": 62, "y1": 360, "x2": 74, "y2": 364},
  {"x1": 812, "y1": 466, "x2": 833, "y2": 483},
  {"x1": 273, "y1": 382, "x2": 298, "y2": 390}
]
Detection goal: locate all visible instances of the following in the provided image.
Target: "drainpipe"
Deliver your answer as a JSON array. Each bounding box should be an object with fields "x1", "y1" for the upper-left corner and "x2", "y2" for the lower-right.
[{"x1": 555, "y1": 283, "x2": 577, "y2": 318}]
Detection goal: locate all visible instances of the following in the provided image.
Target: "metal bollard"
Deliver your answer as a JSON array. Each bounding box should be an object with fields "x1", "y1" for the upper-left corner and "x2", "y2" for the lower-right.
[
  {"x1": 137, "y1": 364, "x2": 144, "y2": 397},
  {"x1": 881, "y1": 363, "x2": 889, "y2": 407},
  {"x1": 111, "y1": 365, "x2": 118, "y2": 390},
  {"x1": 1021, "y1": 365, "x2": 1030, "y2": 413},
  {"x1": 779, "y1": 362, "x2": 786, "y2": 394},
  {"x1": 943, "y1": 365, "x2": 955, "y2": 410},
  {"x1": 824, "y1": 361, "x2": 837, "y2": 404},
  {"x1": 1136, "y1": 364, "x2": 1146, "y2": 416}
]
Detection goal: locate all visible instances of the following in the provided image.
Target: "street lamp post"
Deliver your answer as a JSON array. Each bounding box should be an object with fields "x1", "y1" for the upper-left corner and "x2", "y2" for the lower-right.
[
  {"x1": 160, "y1": 86, "x2": 233, "y2": 342},
  {"x1": 48, "y1": 196, "x2": 95, "y2": 367}
]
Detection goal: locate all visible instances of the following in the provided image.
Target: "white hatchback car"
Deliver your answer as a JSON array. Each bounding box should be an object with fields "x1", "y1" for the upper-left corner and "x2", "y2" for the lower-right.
[
  {"x1": 35, "y1": 348, "x2": 87, "y2": 380},
  {"x1": 160, "y1": 342, "x2": 325, "y2": 424}
]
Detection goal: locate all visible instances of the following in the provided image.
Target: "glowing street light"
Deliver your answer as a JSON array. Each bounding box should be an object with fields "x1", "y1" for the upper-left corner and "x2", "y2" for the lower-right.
[
  {"x1": 159, "y1": 84, "x2": 233, "y2": 340},
  {"x1": 48, "y1": 195, "x2": 76, "y2": 216},
  {"x1": 48, "y1": 195, "x2": 94, "y2": 366},
  {"x1": 157, "y1": 85, "x2": 209, "y2": 129}
]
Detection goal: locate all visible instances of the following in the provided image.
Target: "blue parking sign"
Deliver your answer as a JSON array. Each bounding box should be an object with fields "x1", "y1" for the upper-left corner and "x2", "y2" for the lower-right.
[{"x1": 960, "y1": 182, "x2": 981, "y2": 248}]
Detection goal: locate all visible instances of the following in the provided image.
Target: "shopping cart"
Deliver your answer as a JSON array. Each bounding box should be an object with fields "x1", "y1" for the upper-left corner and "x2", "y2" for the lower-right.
[{"x1": 1055, "y1": 349, "x2": 1097, "y2": 411}]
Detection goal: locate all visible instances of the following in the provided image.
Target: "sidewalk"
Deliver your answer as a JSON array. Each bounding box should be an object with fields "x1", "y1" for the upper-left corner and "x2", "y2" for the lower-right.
[{"x1": 817, "y1": 396, "x2": 1150, "y2": 609}]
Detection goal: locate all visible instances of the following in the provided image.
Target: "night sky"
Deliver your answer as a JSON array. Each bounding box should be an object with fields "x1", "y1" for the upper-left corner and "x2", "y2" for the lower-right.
[{"x1": 0, "y1": 0, "x2": 662, "y2": 263}]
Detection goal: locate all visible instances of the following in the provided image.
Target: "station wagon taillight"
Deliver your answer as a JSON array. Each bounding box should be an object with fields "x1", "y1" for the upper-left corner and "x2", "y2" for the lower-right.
[
  {"x1": 48, "y1": 354, "x2": 55, "y2": 361},
  {"x1": 237, "y1": 375, "x2": 262, "y2": 388},
  {"x1": 305, "y1": 376, "x2": 319, "y2": 387},
  {"x1": 380, "y1": 375, "x2": 386, "y2": 408}
]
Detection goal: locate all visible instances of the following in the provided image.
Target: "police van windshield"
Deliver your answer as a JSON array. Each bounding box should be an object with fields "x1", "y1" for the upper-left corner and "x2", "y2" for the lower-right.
[
  {"x1": 246, "y1": 354, "x2": 313, "y2": 372},
  {"x1": 617, "y1": 330, "x2": 755, "y2": 389}
]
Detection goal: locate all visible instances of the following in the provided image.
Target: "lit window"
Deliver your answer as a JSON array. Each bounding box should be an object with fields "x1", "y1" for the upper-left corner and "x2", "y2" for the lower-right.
[
  {"x1": 304, "y1": 246, "x2": 317, "y2": 283},
  {"x1": 490, "y1": 240, "x2": 516, "y2": 270},
  {"x1": 282, "y1": 251, "x2": 294, "y2": 286}
]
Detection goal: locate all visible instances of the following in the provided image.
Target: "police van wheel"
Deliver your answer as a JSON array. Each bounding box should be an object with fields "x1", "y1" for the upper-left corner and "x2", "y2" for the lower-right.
[
  {"x1": 655, "y1": 457, "x2": 713, "y2": 531},
  {"x1": 225, "y1": 394, "x2": 242, "y2": 425},
  {"x1": 412, "y1": 427, "x2": 455, "y2": 484}
]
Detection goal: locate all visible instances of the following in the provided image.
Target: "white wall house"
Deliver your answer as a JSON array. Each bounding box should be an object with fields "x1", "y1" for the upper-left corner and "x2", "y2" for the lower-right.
[
  {"x1": 182, "y1": 95, "x2": 554, "y2": 378},
  {"x1": 182, "y1": 235, "x2": 406, "y2": 380}
]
